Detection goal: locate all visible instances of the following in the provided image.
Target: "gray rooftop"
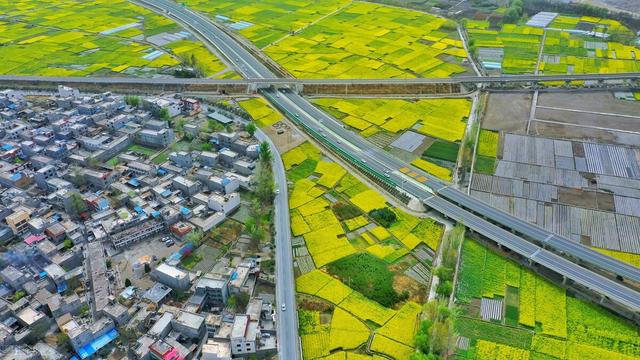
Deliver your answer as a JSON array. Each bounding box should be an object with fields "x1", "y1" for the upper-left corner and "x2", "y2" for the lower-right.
[{"x1": 143, "y1": 282, "x2": 172, "y2": 304}]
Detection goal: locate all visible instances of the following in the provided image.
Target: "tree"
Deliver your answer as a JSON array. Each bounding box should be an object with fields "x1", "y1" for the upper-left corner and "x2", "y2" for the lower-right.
[
  {"x1": 125, "y1": 278, "x2": 132, "y2": 287},
  {"x1": 173, "y1": 117, "x2": 186, "y2": 132},
  {"x1": 227, "y1": 294, "x2": 237, "y2": 309},
  {"x1": 436, "y1": 280, "x2": 453, "y2": 298},
  {"x1": 434, "y1": 266, "x2": 453, "y2": 281},
  {"x1": 255, "y1": 164, "x2": 274, "y2": 205},
  {"x1": 79, "y1": 304, "x2": 90, "y2": 316},
  {"x1": 429, "y1": 320, "x2": 455, "y2": 356},
  {"x1": 159, "y1": 107, "x2": 170, "y2": 120},
  {"x1": 232, "y1": 292, "x2": 250, "y2": 312},
  {"x1": 72, "y1": 167, "x2": 85, "y2": 186},
  {"x1": 124, "y1": 95, "x2": 141, "y2": 107},
  {"x1": 25, "y1": 320, "x2": 49, "y2": 345},
  {"x1": 414, "y1": 320, "x2": 433, "y2": 353},
  {"x1": 503, "y1": 7, "x2": 520, "y2": 23},
  {"x1": 87, "y1": 156, "x2": 100, "y2": 168},
  {"x1": 189, "y1": 138, "x2": 203, "y2": 151},
  {"x1": 410, "y1": 353, "x2": 439, "y2": 360},
  {"x1": 245, "y1": 218, "x2": 266, "y2": 246},
  {"x1": 106, "y1": 259, "x2": 112, "y2": 269},
  {"x1": 63, "y1": 239, "x2": 73, "y2": 250},
  {"x1": 245, "y1": 122, "x2": 257, "y2": 137},
  {"x1": 118, "y1": 326, "x2": 137, "y2": 347},
  {"x1": 68, "y1": 192, "x2": 87, "y2": 217},
  {"x1": 368, "y1": 208, "x2": 397, "y2": 227},
  {"x1": 208, "y1": 119, "x2": 222, "y2": 132},
  {"x1": 258, "y1": 141, "x2": 272, "y2": 164},
  {"x1": 261, "y1": 259, "x2": 275, "y2": 273},
  {"x1": 11, "y1": 290, "x2": 26, "y2": 302},
  {"x1": 57, "y1": 332, "x2": 72, "y2": 352},
  {"x1": 185, "y1": 230, "x2": 204, "y2": 246}
]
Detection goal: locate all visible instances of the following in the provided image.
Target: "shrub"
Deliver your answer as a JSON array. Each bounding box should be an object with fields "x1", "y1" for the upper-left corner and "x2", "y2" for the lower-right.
[{"x1": 369, "y1": 208, "x2": 397, "y2": 228}]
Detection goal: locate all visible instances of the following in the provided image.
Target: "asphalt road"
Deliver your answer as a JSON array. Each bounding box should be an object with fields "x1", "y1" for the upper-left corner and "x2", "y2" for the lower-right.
[
  {"x1": 255, "y1": 130, "x2": 299, "y2": 360},
  {"x1": 142, "y1": 0, "x2": 640, "y2": 320},
  {"x1": 136, "y1": 1, "x2": 300, "y2": 357}
]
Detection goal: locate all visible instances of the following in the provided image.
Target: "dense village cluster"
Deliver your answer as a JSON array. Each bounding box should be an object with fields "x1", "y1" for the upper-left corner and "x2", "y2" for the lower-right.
[{"x1": 0, "y1": 87, "x2": 277, "y2": 359}]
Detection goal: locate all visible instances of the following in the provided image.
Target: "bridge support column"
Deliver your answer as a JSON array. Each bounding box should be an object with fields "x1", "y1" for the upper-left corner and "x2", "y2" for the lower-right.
[
  {"x1": 562, "y1": 275, "x2": 567, "y2": 285},
  {"x1": 295, "y1": 83, "x2": 304, "y2": 94},
  {"x1": 248, "y1": 83, "x2": 257, "y2": 94}
]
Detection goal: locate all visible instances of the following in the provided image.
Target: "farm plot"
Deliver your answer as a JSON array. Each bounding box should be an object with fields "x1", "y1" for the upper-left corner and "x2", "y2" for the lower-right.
[
  {"x1": 263, "y1": 2, "x2": 469, "y2": 78},
  {"x1": 313, "y1": 97, "x2": 470, "y2": 181},
  {"x1": 285, "y1": 141, "x2": 444, "y2": 266},
  {"x1": 295, "y1": 270, "x2": 398, "y2": 346},
  {"x1": 288, "y1": 141, "x2": 446, "y2": 359},
  {"x1": 313, "y1": 98, "x2": 471, "y2": 141},
  {"x1": 474, "y1": 129, "x2": 499, "y2": 175},
  {"x1": 328, "y1": 308, "x2": 371, "y2": 351},
  {"x1": 376, "y1": 302, "x2": 421, "y2": 346},
  {"x1": 0, "y1": 0, "x2": 228, "y2": 77},
  {"x1": 423, "y1": 140, "x2": 460, "y2": 163},
  {"x1": 466, "y1": 22, "x2": 544, "y2": 74},
  {"x1": 412, "y1": 158, "x2": 453, "y2": 181},
  {"x1": 454, "y1": 238, "x2": 640, "y2": 359},
  {"x1": 540, "y1": 29, "x2": 640, "y2": 74},
  {"x1": 184, "y1": 0, "x2": 350, "y2": 49}
]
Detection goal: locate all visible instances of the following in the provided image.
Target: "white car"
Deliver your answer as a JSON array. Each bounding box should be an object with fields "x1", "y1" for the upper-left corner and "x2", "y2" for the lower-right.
[
  {"x1": 281, "y1": 304, "x2": 286, "y2": 311},
  {"x1": 274, "y1": 189, "x2": 280, "y2": 195}
]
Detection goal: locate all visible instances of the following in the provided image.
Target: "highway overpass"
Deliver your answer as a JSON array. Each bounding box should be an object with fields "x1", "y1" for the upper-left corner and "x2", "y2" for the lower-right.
[
  {"x1": 1, "y1": 72, "x2": 639, "y2": 85},
  {"x1": 141, "y1": 0, "x2": 640, "y2": 317}
]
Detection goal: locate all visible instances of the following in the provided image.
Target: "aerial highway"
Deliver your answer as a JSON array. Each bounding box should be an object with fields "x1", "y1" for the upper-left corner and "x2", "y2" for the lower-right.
[
  {"x1": 144, "y1": 0, "x2": 640, "y2": 320},
  {"x1": 262, "y1": 89, "x2": 640, "y2": 311},
  {"x1": 1, "y1": 71, "x2": 638, "y2": 86}
]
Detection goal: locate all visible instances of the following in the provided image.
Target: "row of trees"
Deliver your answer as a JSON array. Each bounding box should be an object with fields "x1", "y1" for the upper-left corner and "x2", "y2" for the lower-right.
[
  {"x1": 503, "y1": 0, "x2": 525, "y2": 24},
  {"x1": 245, "y1": 141, "x2": 274, "y2": 248},
  {"x1": 413, "y1": 300, "x2": 459, "y2": 359},
  {"x1": 175, "y1": 53, "x2": 206, "y2": 78},
  {"x1": 435, "y1": 223, "x2": 465, "y2": 299},
  {"x1": 412, "y1": 224, "x2": 465, "y2": 359}
]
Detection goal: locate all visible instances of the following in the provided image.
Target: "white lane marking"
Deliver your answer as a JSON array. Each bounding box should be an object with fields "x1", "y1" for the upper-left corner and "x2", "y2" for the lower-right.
[{"x1": 274, "y1": 93, "x2": 363, "y2": 154}]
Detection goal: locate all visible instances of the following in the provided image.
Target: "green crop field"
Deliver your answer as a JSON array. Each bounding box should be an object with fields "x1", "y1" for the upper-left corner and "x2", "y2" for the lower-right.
[
  {"x1": 466, "y1": 22, "x2": 544, "y2": 74},
  {"x1": 0, "y1": 0, "x2": 230, "y2": 77},
  {"x1": 541, "y1": 29, "x2": 640, "y2": 75},
  {"x1": 474, "y1": 129, "x2": 499, "y2": 175},
  {"x1": 327, "y1": 253, "x2": 400, "y2": 308},
  {"x1": 423, "y1": 140, "x2": 460, "y2": 162},
  {"x1": 466, "y1": 15, "x2": 640, "y2": 75},
  {"x1": 455, "y1": 239, "x2": 640, "y2": 359}
]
